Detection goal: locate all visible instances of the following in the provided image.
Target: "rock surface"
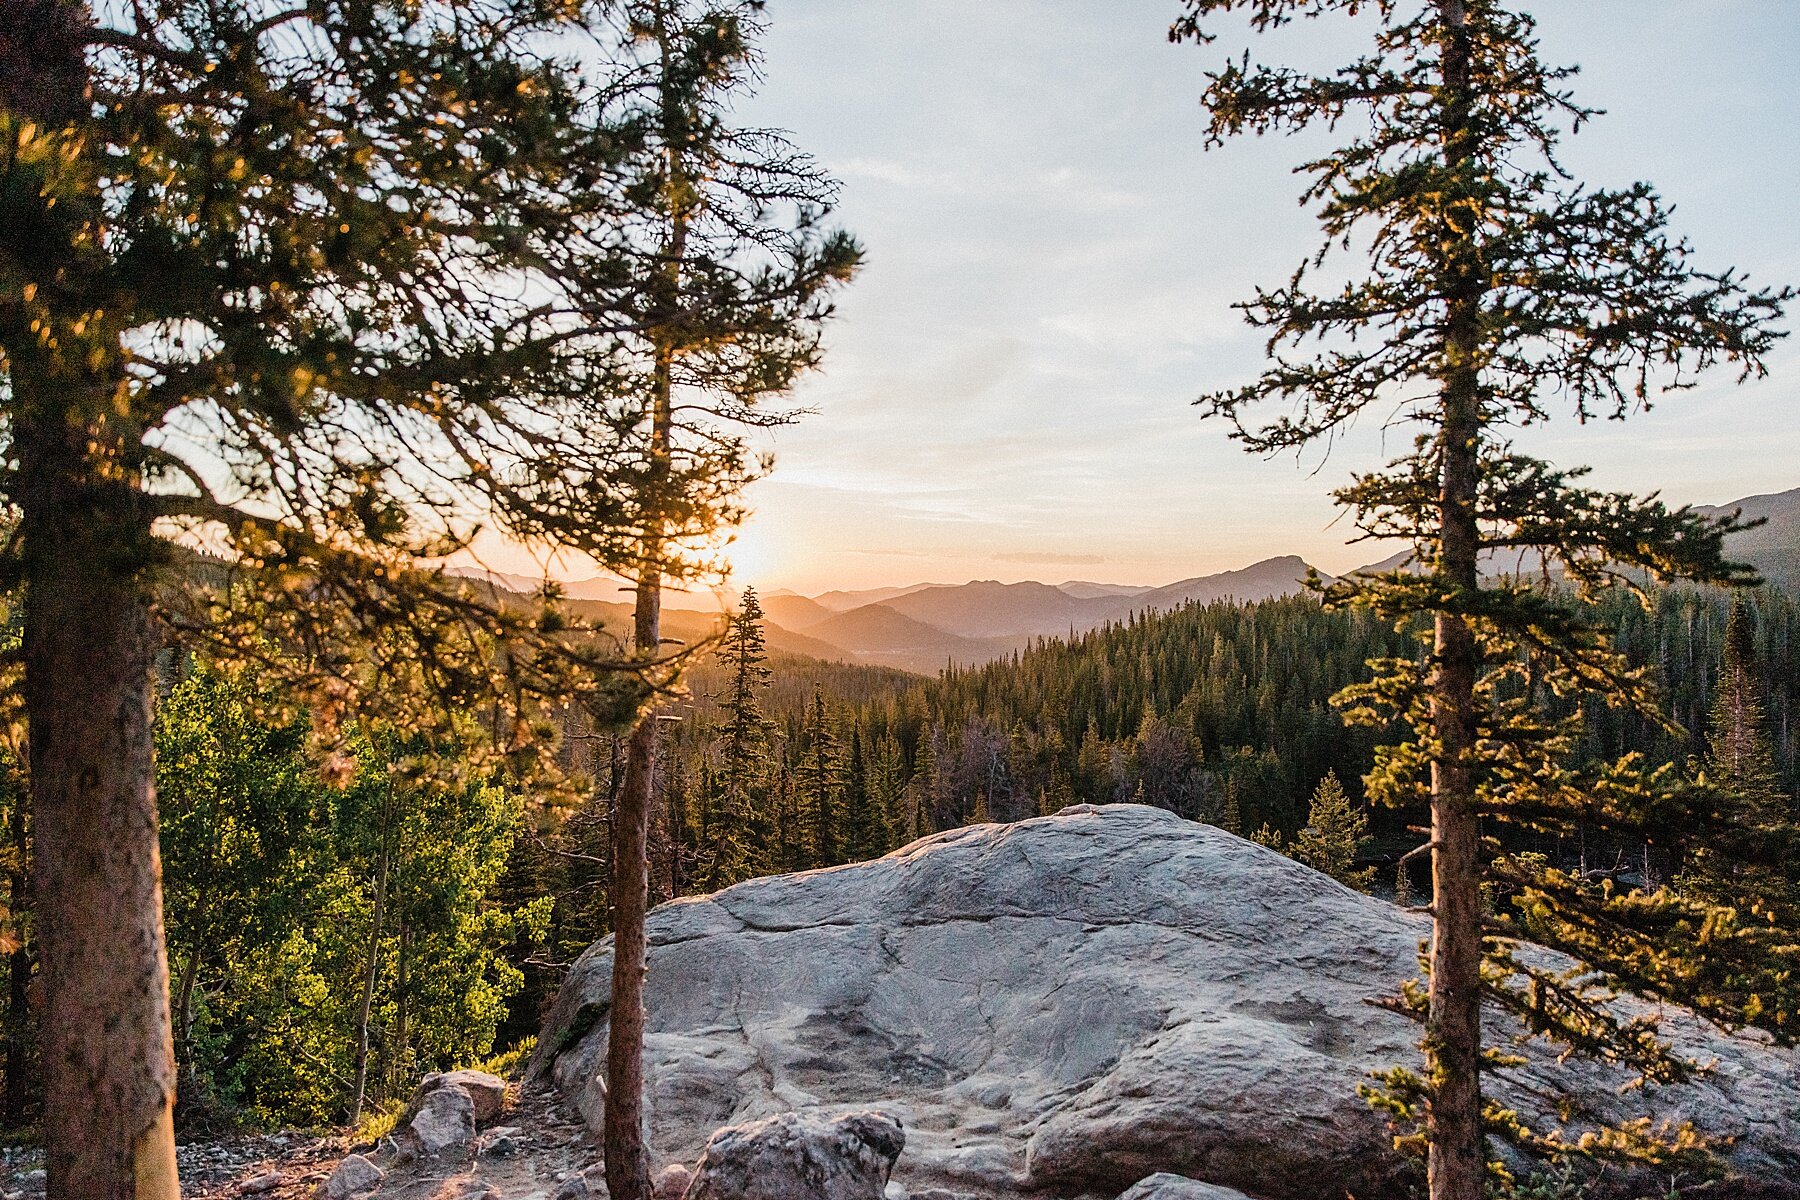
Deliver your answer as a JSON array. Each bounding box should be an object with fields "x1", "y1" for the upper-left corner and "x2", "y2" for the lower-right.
[
  {"x1": 422, "y1": 1070, "x2": 510, "y2": 1126},
  {"x1": 399, "y1": 1085, "x2": 478, "y2": 1161},
  {"x1": 532, "y1": 804, "x2": 1800, "y2": 1200},
  {"x1": 684, "y1": 1110, "x2": 905, "y2": 1200},
  {"x1": 323, "y1": 1155, "x2": 383, "y2": 1200},
  {"x1": 1115, "y1": 1176, "x2": 1255, "y2": 1200}
]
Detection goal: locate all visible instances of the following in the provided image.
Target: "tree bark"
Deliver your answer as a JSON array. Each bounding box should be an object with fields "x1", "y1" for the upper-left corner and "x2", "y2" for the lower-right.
[
  {"x1": 21, "y1": 407, "x2": 180, "y2": 1199},
  {"x1": 1426, "y1": 4, "x2": 1487, "y2": 1199},
  {"x1": 605, "y1": 604, "x2": 657, "y2": 1200}
]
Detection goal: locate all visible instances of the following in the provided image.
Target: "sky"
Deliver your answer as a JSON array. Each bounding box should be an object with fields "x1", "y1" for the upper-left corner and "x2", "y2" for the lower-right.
[{"x1": 493, "y1": 2, "x2": 1800, "y2": 595}]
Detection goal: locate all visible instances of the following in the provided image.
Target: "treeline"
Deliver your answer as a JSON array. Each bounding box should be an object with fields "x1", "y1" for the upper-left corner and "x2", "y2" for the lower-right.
[{"x1": 562, "y1": 584, "x2": 1800, "y2": 890}]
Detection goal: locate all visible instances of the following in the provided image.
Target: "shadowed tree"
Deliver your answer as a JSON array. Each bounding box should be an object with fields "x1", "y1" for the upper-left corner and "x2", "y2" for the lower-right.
[
  {"x1": 0, "y1": 0, "x2": 707, "y2": 1191},
  {"x1": 798, "y1": 688, "x2": 845, "y2": 866},
  {"x1": 1677, "y1": 599, "x2": 1797, "y2": 918},
  {"x1": 1176, "y1": 2, "x2": 1791, "y2": 1195},
  {"x1": 709, "y1": 586, "x2": 775, "y2": 887}
]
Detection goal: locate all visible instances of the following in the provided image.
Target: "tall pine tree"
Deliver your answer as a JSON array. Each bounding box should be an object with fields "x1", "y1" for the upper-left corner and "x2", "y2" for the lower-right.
[
  {"x1": 840, "y1": 727, "x2": 891, "y2": 864},
  {"x1": 1678, "y1": 599, "x2": 1796, "y2": 918},
  {"x1": 587, "y1": 5, "x2": 859, "y2": 1195},
  {"x1": 0, "y1": 1, "x2": 681, "y2": 1188},
  {"x1": 1177, "y1": 3, "x2": 1791, "y2": 1195},
  {"x1": 710, "y1": 588, "x2": 775, "y2": 886}
]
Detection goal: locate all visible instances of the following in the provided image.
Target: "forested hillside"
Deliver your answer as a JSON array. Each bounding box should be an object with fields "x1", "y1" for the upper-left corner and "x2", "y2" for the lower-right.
[
  {"x1": 638, "y1": 585, "x2": 1800, "y2": 858},
  {"x1": 0, "y1": 581, "x2": 1792, "y2": 1141}
]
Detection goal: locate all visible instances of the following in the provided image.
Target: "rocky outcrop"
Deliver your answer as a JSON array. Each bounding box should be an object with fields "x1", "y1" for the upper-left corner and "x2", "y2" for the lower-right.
[
  {"x1": 652, "y1": 1162, "x2": 694, "y2": 1199},
  {"x1": 684, "y1": 1110, "x2": 905, "y2": 1200},
  {"x1": 531, "y1": 804, "x2": 1800, "y2": 1200},
  {"x1": 396, "y1": 1069, "x2": 510, "y2": 1163}
]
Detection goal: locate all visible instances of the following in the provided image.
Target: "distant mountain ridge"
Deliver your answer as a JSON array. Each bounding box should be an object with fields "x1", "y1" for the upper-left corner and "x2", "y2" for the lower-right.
[
  {"x1": 458, "y1": 486, "x2": 1798, "y2": 677},
  {"x1": 778, "y1": 554, "x2": 1323, "y2": 673},
  {"x1": 1348, "y1": 486, "x2": 1800, "y2": 588}
]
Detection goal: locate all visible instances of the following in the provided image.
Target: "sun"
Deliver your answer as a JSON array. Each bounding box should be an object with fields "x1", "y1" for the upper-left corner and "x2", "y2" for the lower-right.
[{"x1": 719, "y1": 523, "x2": 783, "y2": 587}]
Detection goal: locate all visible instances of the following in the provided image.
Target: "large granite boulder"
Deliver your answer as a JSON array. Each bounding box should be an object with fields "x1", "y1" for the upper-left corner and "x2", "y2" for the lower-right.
[
  {"x1": 684, "y1": 1109, "x2": 905, "y2": 1200},
  {"x1": 530, "y1": 805, "x2": 1800, "y2": 1199}
]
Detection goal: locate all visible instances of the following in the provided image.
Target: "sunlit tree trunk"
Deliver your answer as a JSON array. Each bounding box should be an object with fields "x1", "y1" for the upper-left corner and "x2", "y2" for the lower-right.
[
  {"x1": 20, "y1": 401, "x2": 180, "y2": 1199},
  {"x1": 1425, "y1": 4, "x2": 1486, "y2": 1198}
]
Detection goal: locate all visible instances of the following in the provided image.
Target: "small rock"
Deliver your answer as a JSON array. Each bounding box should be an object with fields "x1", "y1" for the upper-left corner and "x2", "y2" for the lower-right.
[
  {"x1": 323, "y1": 1154, "x2": 383, "y2": 1200},
  {"x1": 882, "y1": 1184, "x2": 907, "y2": 1200},
  {"x1": 652, "y1": 1163, "x2": 693, "y2": 1199},
  {"x1": 398, "y1": 1085, "x2": 477, "y2": 1160},
  {"x1": 418, "y1": 1070, "x2": 509, "y2": 1125},
  {"x1": 686, "y1": 1110, "x2": 904, "y2": 1200},
  {"x1": 478, "y1": 1127, "x2": 522, "y2": 1157},
  {"x1": 240, "y1": 1172, "x2": 286, "y2": 1195},
  {"x1": 1114, "y1": 1175, "x2": 1254, "y2": 1200}
]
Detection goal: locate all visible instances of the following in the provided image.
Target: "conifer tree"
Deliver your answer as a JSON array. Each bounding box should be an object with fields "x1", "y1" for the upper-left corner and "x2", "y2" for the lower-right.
[
  {"x1": 799, "y1": 690, "x2": 846, "y2": 866},
  {"x1": 1678, "y1": 599, "x2": 1796, "y2": 916},
  {"x1": 872, "y1": 735, "x2": 911, "y2": 848},
  {"x1": 587, "y1": 5, "x2": 858, "y2": 1194},
  {"x1": 1221, "y1": 781, "x2": 1245, "y2": 838},
  {"x1": 709, "y1": 588, "x2": 773, "y2": 885},
  {"x1": 1292, "y1": 772, "x2": 1375, "y2": 892},
  {"x1": 841, "y1": 727, "x2": 889, "y2": 863},
  {"x1": 1177, "y1": 3, "x2": 1791, "y2": 1195},
  {"x1": 0, "y1": 2, "x2": 682, "y2": 1189}
]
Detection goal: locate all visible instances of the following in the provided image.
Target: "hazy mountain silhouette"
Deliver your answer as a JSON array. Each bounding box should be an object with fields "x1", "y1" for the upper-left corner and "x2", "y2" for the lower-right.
[
  {"x1": 1348, "y1": 487, "x2": 1800, "y2": 588},
  {"x1": 461, "y1": 487, "x2": 1795, "y2": 678}
]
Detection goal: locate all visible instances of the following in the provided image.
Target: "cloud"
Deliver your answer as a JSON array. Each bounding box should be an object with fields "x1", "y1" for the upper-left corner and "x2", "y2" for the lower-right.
[{"x1": 995, "y1": 551, "x2": 1106, "y2": 565}]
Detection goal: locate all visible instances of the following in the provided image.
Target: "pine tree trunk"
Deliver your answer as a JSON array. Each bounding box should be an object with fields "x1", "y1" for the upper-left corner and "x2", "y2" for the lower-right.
[
  {"x1": 21, "y1": 409, "x2": 180, "y2": 1199},
  {"x1": 1426, "y1": 5, "x2": 1486, "y2": 1198},
  {"x1": 605, "y1": 584, "x2": 658, "y2": 1200}
]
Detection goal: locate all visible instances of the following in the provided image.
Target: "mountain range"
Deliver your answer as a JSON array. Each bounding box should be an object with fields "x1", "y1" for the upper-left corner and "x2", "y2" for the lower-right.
[
  {"x1": 758, "y1": 554, "x2": 1325, "y2": 674},
  {"x1": 458, "y1": 486, "x2": 1800, "y2": 676}
]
